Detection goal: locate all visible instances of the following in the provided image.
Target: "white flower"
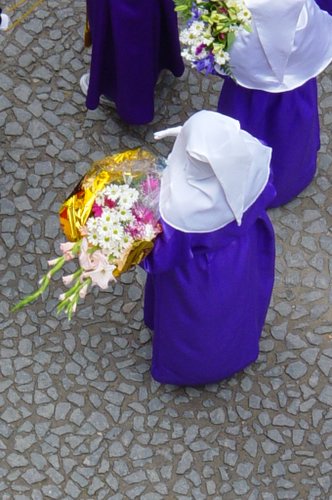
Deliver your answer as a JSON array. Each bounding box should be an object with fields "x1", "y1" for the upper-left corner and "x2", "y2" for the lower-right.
[
  {"x1": 103, "y1": 184, "x2": 121, "y2": 200},
  {"x1": 181, "y1": 48, "x2": 196, "y2": 63},
  {"x1": 118, "y1": 186, "x2": 139, "y2": 209},
  {"x1": 101, "y1": 208, "x2": 121, "y2": 225},
  {"x1": 86, "y1": 217, "x2": 99, "y2": 231},
  {"x1": 214, "y1": 50, "x2": 230, "y2": 66},
  {"x1": 119, "y1": 208, "x2": 134, "y2": 223},
  {"x1": 86, "y1": 228, "x2": 99, "y2": 246}
]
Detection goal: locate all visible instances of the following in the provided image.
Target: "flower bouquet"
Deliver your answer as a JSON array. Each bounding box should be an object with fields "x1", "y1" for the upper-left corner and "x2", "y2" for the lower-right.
[
  {"x1": 12, "y1": 148, "x2": 163, "y2": 320},
  {"x1": 174, "y1": 0, "x2": 251, "y2": 77}
]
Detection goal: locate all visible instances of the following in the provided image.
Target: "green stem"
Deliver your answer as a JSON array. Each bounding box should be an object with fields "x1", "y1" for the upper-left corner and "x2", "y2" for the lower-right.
[
  {"x1": 11, "y1": 256, "x2": 66, "y2": 312},
  {"x1": 57, "y1": 277, "x2": 92, "y2": 320},
  {"x1": 11, "y1": 240, "x2": 82, "y2": 314}
]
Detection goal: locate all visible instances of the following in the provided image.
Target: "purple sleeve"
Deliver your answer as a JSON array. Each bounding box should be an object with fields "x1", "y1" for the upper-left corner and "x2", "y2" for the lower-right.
[{"x1": 142, "y1": 222, "x2": 194, "y2": 275}]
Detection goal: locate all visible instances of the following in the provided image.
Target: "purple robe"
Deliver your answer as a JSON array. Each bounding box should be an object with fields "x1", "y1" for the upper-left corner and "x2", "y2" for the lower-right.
[
  {"x1": 142, "y1": 181, "x2": 276, "y2": 386},
  {"x1": 217, "y1": 0, "x2": 332, "y2": 208},
  {"x1": 85, "y1": 0, "x2": 184, "y2": 124}
]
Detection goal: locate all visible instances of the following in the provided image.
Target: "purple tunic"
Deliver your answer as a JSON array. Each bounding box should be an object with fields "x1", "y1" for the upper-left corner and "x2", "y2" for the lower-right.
[
  {"x1": 217, "y1": 0, "x2": 332, "y2": 208},
  {"x1": 142, "y1": 181, "x2": 276, "y2": 386},
  {"x1": 85, "y1": 0, "x2": 184, "y2": 124}
]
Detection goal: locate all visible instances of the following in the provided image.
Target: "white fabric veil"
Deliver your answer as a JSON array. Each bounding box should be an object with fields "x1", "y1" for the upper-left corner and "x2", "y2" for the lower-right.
[
  {"x1": 229, "y1": 0, "x2": 332, "y2": 92},
  {"x1": 158, "y1": 111, "x2": 272, "y2": 233}
]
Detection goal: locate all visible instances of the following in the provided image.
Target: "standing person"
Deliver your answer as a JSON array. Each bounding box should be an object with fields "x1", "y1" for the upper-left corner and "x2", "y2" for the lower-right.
[
  {"x1": 142, "y1": 111, "x2": 276, "y2": 386},
  {"x1": 81, "y1": 0, "x2": 184, "y2": 125},
  {"x1": 218, "y1": 0, "x2": 332, "y2": 208}
]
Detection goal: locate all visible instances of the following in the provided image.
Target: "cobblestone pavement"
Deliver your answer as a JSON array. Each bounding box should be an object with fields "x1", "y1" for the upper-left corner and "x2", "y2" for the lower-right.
[{"x1": 1, "y1": 1, "x2": 332, "y2": 499}]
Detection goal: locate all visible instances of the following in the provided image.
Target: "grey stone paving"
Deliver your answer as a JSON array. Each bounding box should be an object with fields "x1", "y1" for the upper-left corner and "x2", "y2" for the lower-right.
[{"x1": 0, "y1": 1, "x2": 332, "y2": 499}]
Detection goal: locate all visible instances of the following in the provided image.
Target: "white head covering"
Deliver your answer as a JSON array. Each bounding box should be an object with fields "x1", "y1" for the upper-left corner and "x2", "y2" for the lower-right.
[
  {"x1": 0, "y1": 13, "x2": 10, "y2": 31},
  {"x1": 158, "y1": 111, "x2": 272, "y2": 233},
  {"x1": 229, "y1": 0, "x2": 332, "y2": 92}
]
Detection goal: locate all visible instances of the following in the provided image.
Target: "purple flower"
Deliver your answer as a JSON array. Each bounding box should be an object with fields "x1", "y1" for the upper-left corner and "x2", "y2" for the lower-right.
[
  {"x1": 195, "y1": 53, "x2": 215, "y2": 75},
  {"x1": 195, "y1": 43, "x2": 206, "y2": 56}
]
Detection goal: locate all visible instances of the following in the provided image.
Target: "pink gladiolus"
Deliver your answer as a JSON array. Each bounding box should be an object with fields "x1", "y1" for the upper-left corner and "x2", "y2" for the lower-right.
[
  {"x1": 83, "y1": 252, "x2": 116, "y2": 289},
  {"x1": 60, "y1": 241, "x2": 76, "y2": 253},
  {"x1": 62, "y1": 274, "x2": 75, "y2": 286},
  {"x1": 79, "y1": 283, "x2": 89, "y2": 299},
  {"x1": 48, "y1": 258, "x2": 59, "y2": 266},
  {"x1": 79, "y1": 238, "x2": 95, "y2": 270},
  {"x1": 60, "y1": 241, "x2": 76, "y2": 261}
]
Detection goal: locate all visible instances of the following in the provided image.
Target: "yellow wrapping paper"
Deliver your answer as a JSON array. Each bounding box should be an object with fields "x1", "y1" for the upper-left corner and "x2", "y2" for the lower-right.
[
  {"x1": 59, "y1": 148, "x2": 160, "y2": 274},
  {"x1": 84, "y1": 15, "x2": 92, "y2": 48}
]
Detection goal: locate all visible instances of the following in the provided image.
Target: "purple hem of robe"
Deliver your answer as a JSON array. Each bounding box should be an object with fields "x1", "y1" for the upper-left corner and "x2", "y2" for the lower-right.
[{"x1": 85, "y1": 0, "x2": 184, "y2": 125}]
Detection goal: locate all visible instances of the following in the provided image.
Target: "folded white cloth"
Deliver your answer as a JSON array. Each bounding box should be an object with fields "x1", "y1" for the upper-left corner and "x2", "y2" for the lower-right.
[
  {"x1": 229, "y1": 0, "x2": 332, "y2": 92},
  {"x1": 157, "y1": 111, "x2": 272, "y2": 233}
]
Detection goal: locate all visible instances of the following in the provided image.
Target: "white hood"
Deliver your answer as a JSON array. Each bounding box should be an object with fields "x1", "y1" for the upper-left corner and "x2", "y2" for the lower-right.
[
  {"x1": 229, "y1": 0, "x2": 332, "y2": 92},
  {"x1": 158, "y1": 111, "x2": 272, "y2": 233}
]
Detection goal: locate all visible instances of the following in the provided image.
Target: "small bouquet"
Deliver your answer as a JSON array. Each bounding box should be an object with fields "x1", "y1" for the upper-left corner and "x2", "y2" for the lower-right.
[
  {"x1": 12, "y1": 149, "x2": 163, "y2": 320},
  {"x1": 174, "y1": 0, "x2": 251, "y2": 76}
]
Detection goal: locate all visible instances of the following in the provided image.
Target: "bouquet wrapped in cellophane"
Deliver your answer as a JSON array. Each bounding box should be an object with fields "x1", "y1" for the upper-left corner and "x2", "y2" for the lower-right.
[
  {"x1": 174, "y1": 0, "x2": 251, "y2": 77},
  {"x1": 12, "y1": 148, "x2": 163, "y2": 320}
]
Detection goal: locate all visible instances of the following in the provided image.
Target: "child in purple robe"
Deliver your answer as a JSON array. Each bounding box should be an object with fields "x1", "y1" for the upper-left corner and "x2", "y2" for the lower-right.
[
  {"x1": 142, "y1": 111, "x2": 276, "y2": 386},
  {"x1": 80, "y1": 0, "x2": 184, "y2": 125},
  {"x1": 218, "y1": 0, "x2": 332, "y2": 207}
]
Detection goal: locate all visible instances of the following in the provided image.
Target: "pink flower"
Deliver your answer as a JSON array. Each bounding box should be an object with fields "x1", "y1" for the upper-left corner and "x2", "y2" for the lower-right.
[
  {"x1": 83, "y1": 252, "x2": 116, "y2": 289},
  {"x1": 62, "y1": 274, "x2": 76, "y2": 286},
  {"x1": 60, "y1": 241, "x2": 76, "y2": 253},
  {"x1": 92, "y1": 202, "x2": 103, "y2": 217},
  {"x1": 48, "y1": 257, "x2": 60, "y2": 266},
  {"x1": 79, "y1": 282, "x2": 89, "y2": 299},
  {"x1": 60, "y1": 241, "x2": 76, "y2": 261},
  {"x1": 141, "y1": 176, "x2": 159, "y2": 195},
  {"x1": 104, "y1": 197, "x2": 117, "y2": 209},
  {"x1": 78, "y1": 238, "x2": 94, "y2": 270},
  {"x1": 132, "y1": 204, "x2": 157, "y2": 226},
  {"x1": 126, "y1": 224, "x2": 143, "y2": 239}
]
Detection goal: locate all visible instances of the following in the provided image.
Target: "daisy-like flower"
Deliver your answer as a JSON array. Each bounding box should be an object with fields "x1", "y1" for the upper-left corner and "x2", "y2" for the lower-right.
[
  {"x1": 118, "y1": 185, "x2": 139, "y2": 209},
  {"x1": 86, "y1": 222, "x2": 100, "y2": 246},
  {"x1": 100, "y1": 208, "x2": 121, "y2": 227},
  {"x1": 103, "y1": 183, "x2": 121, "y2": 200},
  {"x1": 118, "y1": 206, "x2": 134, "y2": 223}
]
